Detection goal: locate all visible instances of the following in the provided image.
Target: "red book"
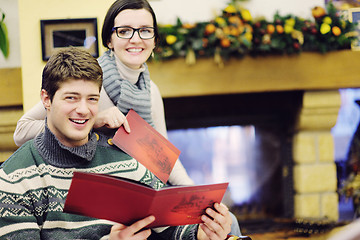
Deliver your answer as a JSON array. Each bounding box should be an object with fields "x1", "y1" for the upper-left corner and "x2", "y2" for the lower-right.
[
  {"x1": 64, "y1": 172, "x2": 228, "y2": 228},
  {"x1": 112, "y1": 109, "x2": 180, "y2": 183}
]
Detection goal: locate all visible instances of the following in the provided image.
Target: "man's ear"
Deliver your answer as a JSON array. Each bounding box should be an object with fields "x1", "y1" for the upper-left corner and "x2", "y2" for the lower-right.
[{"x1": 40, "y1": 89, "x2": 51, "y2": 110}]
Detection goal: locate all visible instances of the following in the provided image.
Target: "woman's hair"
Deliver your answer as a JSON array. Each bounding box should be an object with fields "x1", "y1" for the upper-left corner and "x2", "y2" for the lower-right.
[
  {"x1": 42, "y1": 47, "x2": 103, "y2": 101},
  {"x1": 101, "y1": 0, "x2": 159, "y2": 49}
]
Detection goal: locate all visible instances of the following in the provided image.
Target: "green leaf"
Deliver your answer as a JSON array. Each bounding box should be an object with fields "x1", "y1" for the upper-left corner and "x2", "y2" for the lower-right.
[{"x1": 0, "y1": 21, "x2": 9, "y2": 58}]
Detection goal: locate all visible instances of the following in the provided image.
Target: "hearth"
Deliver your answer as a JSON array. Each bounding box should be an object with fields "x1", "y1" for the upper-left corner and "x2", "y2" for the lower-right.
[{"x1": 164, "y1": 91, "x2": 304, "y2": 221}]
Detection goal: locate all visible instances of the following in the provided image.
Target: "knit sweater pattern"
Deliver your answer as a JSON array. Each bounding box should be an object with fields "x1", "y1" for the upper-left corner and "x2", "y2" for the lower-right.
[{"x1": 0, "y1": 126, "x2": 197, "y2": 239}]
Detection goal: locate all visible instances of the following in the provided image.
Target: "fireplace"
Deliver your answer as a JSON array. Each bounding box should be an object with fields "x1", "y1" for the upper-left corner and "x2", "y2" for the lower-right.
[{"x1": 164, "y1": 91, "x2": 304, "y2": 222}]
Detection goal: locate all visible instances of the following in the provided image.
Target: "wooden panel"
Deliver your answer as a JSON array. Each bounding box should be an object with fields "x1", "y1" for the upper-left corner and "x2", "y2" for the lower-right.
[
  {"x1": 147, "y1": 50, "x2": 360, "y2": 98},
  {"x1": 0, "y1": 68, "x2": 22, "y2": 107},
  {"x1": 0, "y1": 108, "x2": 23, "y2": 151}
]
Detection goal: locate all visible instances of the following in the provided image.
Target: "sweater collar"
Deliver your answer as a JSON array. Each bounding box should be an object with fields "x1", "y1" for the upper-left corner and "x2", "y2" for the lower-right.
[{"x1": 34, "y1": 123, "x2": 97, "y2": 168}]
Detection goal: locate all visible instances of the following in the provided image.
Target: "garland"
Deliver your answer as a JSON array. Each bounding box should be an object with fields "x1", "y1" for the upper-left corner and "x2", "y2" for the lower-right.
[{"x1": 154, "y1": 1, "x2": 358, "y2": 66}]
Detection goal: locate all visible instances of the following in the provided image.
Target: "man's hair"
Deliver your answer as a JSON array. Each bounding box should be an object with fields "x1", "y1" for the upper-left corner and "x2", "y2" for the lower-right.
[
  {"x1": 41, "y1": 47, "x2": 103, "y2": 101},
  {"x1": 101, "y1": 0, "x2": 159, "y2": 49}
]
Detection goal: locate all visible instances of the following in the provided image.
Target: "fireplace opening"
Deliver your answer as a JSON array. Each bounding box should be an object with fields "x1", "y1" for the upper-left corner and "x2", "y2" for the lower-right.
[
  {"x1": 164, "y1": 91, "x2": 303, "y2": 227},
  {"x1": 332, "y1": 88, "x2": 360, "y2": 220}
]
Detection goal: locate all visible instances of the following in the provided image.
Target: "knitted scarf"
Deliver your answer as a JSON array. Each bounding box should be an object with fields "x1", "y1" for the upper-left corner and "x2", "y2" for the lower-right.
[
  {"x1": 34, "y1": 122, "x2": 97, "y2": 168},
  {"x1": 98, "y1": 50, "x2": 154, "y2": 126}
]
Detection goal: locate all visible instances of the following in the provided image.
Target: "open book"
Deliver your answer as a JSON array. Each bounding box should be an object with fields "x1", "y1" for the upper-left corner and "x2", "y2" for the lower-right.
[
  {"x1": 112, "y1": 109, "x2": 180, "y2": 183},
  {"x1": 64, "y1": 171, "x2": 228, "y2": 228}
]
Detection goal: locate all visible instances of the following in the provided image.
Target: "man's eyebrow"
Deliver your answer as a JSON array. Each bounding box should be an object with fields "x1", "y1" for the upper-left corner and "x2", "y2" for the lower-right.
[{"x1": 63, "y1": 92, "x2": 100, "y2": 97}]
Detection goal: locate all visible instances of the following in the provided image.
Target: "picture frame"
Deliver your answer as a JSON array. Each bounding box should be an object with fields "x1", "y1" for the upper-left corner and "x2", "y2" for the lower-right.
[
  {"x1": 40, "y1": 18, "x2": 99, "y2": 61},
  {"x1": 348, "y1": 8, "x2": 360, "y2": 51}
]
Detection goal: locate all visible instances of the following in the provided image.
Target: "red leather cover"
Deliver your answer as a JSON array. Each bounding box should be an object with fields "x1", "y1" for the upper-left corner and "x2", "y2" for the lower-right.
[
  {"x1": 64, "y1": 172, "x2": 228, "y2": 228},
  {"x1": 112, "y1": 109, "x2": 180, "y2": 183}
]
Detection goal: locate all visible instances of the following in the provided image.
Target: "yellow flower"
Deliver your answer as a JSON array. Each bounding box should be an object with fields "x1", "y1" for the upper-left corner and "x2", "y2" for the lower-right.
[
  {"x1": 323, "y1": 16, "x2": 332, "y2": 25},
  {"x1": 215, "y1": 17, "x2": 226, "y2": 27},
  {"x1": 284, "y1": 24, "x2": 294, "y2": 34},
  {"x1": 285, "y1": 18, "x2": 295, "y2": 27},
  {"x1": 166, "y1": 35, "x2": 177, "y2": 45},
  {"x1": 224, "y1": 4, "x2": 237, "y2": 14},
  {"x1": 291, "y1": 30, "x2": 304, "y2": 45},
  {"x1": 244, "y1": 24, "x2": 253, "y2": 33},
  {"x1": 341, "y1": 20, "x2": 346, "y2": 29},
  {"x1": 228, "y1": 16, "x2": 242, "y2": 26},
  {"x1": 215, "y1": 28, "x2": 225, "y2": 39},
  {"x1": 230, "y1": 26, "x2": 240, "y2": 36},
  {"x1": 262, "y1": 34, "x2": 271, "y2": 44},
  {"x1": 241, "y1": 9, "x2": 252, "y2": 22},
  {"x1": 223, "y1": 26, "x2": 231, "y2": 35},
  {"x1": 159, "y1": 24, "x2": 173, "y2": 28},
  {"x1": 244, "y1": 32, "x2": 253, "y2": 41},
  {"x1": 320, "y1": 23, "x2": 331, "y2": 34}
]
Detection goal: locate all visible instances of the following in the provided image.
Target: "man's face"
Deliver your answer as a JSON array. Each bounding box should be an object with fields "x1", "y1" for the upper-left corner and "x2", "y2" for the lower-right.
[{"x1": 41, "y1": 79, "x2": 100, "y2": 147}]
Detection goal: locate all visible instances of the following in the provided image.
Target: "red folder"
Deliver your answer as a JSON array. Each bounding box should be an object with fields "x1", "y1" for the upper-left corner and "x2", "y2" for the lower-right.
[
  {"x1": 64, "y1": 172, "x2": 228, "y2": 228},
  {"x1": 112, "y1": 109, "x2": 180, "y2": 183}
]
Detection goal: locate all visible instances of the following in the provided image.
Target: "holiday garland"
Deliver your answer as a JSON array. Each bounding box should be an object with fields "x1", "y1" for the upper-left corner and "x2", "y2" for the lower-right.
[{"x1": 154, "y1": 1, "x2": 358, "y2": 66}]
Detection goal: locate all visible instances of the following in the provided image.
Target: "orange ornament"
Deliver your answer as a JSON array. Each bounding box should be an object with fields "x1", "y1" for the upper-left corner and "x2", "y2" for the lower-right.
[
  {"x1": 332, "y1": 26, "x2": 341, "y2": 36},
  {"x1": 312, "y1": 6, "x2": 326, "y2": 19},
  {"x1": 220, "y1": 38, "x2": 231, "y2": 48},
  {"x1": 276, "y1": 25, "x2": 284, "y2": 34},
  {"x1": 267, "y1": 24, "x2": 275, "y2": 34},
  {"x1": 205, "y1": 24, "x2": 216, "y2": 35}
]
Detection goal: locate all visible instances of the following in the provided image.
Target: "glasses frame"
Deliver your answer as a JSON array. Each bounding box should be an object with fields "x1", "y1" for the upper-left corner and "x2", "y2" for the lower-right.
[{"x1": 112, "y1": 26, "x2": 155, "y2": 40}]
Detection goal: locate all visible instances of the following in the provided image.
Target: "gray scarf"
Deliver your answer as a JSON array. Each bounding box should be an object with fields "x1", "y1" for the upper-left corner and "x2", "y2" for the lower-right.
[{"x1": 98, "y1": 50, "x2": 154, "y2": 126}]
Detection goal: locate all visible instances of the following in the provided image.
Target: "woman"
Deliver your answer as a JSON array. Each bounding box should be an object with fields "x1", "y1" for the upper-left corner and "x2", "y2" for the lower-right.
[{"x1": 14, "y1": 0, "x2": 192, "y2": 186}]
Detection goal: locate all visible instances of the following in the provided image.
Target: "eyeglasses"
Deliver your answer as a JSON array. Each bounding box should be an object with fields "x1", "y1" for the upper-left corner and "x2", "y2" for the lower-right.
[{"x1": 112, "y1": 26, "x2": 155, "y2": 39}]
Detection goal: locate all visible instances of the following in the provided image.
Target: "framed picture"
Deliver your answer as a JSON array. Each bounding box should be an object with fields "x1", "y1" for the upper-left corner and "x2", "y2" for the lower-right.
[
  {"x1": 349, "y1": 8, "x2": 360, "y2": 50},
  {"x1": 40, "y1": 18, "x2": 99, "y2": 61}
]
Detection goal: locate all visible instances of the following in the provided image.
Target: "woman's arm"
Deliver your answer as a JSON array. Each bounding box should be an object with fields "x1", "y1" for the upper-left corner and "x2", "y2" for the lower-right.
[
  {"x1": 150, "y1": 81, "x2": 194, "y2": 186},
  {"x1": 13, "y1": 101, "x2": 46, "y2": 146}
]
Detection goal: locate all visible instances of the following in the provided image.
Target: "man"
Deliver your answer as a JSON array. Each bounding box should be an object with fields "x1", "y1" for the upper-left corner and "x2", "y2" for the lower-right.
[{"x1": 0, "y1": 48, "x2": 233, "y2": 239}]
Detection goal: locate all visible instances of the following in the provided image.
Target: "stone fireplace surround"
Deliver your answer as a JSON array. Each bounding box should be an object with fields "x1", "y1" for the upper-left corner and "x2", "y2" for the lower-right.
[{"x1": 146, "y1": 50, "x2": 360, "y2": 221}]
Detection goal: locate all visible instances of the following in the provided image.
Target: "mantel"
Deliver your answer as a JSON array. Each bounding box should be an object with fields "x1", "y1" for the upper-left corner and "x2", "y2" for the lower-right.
[{"x1": 147, "y1": 50, "x2": 360, "y2": 98}]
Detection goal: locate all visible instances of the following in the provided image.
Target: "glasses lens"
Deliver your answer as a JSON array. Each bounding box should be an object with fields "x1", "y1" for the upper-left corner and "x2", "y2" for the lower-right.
[
  {"x1": 116, "y1": 27, "x2": 133, "y2": 38},
  {"x1": 139, "y1": 27, "x2": 155, "y2": 39}
]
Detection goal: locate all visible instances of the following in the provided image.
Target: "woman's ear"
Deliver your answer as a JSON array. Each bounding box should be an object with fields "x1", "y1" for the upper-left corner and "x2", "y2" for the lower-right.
[
  {"x1": 107, "y1": 41, "x2": 113, "y2": 50},
  {"x1": 40, "y1": 89, "x2": 51, "y2": 110}
]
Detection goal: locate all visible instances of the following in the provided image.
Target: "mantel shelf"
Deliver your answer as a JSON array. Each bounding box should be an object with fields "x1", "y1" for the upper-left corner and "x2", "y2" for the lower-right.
[{"x1": 147, "y1": 50, "x2": 360, "y2": 98}]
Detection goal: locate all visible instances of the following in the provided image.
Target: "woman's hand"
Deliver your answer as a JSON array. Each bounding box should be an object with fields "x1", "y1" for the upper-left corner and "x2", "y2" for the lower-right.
[
  {"x1": 109, "y1": 215, "x2": 155, "y2": 240},
  {"x1": 197, "y1": 203, "x2": 232, "y2": 240},
  {"x1": 94, "y1": 106, "x2": 131, "y2": 133}
]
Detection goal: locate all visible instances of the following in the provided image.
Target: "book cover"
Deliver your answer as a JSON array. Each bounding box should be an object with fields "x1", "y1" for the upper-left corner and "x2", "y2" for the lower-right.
[
  {"x1": 112, "y1": 109, "x2": 180, "y2": 183},
  {"x1": 63, "y1": 171, "x2": 229, "y2": 228}
]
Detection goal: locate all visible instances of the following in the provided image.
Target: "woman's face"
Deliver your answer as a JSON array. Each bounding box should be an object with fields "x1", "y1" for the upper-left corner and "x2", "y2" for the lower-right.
[{"x1": 108, "y1": 9, "x2": 155, "y2": 69}]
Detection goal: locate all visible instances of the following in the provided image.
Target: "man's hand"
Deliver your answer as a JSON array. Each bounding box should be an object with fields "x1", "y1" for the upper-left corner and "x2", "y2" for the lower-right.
[
  {"x1": 94, "y1": 106, "x2": 131, "y2": 133},
  {"x1": 109, "y1": 215, "x2": 155, "y2": 240},
  {"x1": 197, "y1": 203, "x2": 232, "y2": 240}
]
